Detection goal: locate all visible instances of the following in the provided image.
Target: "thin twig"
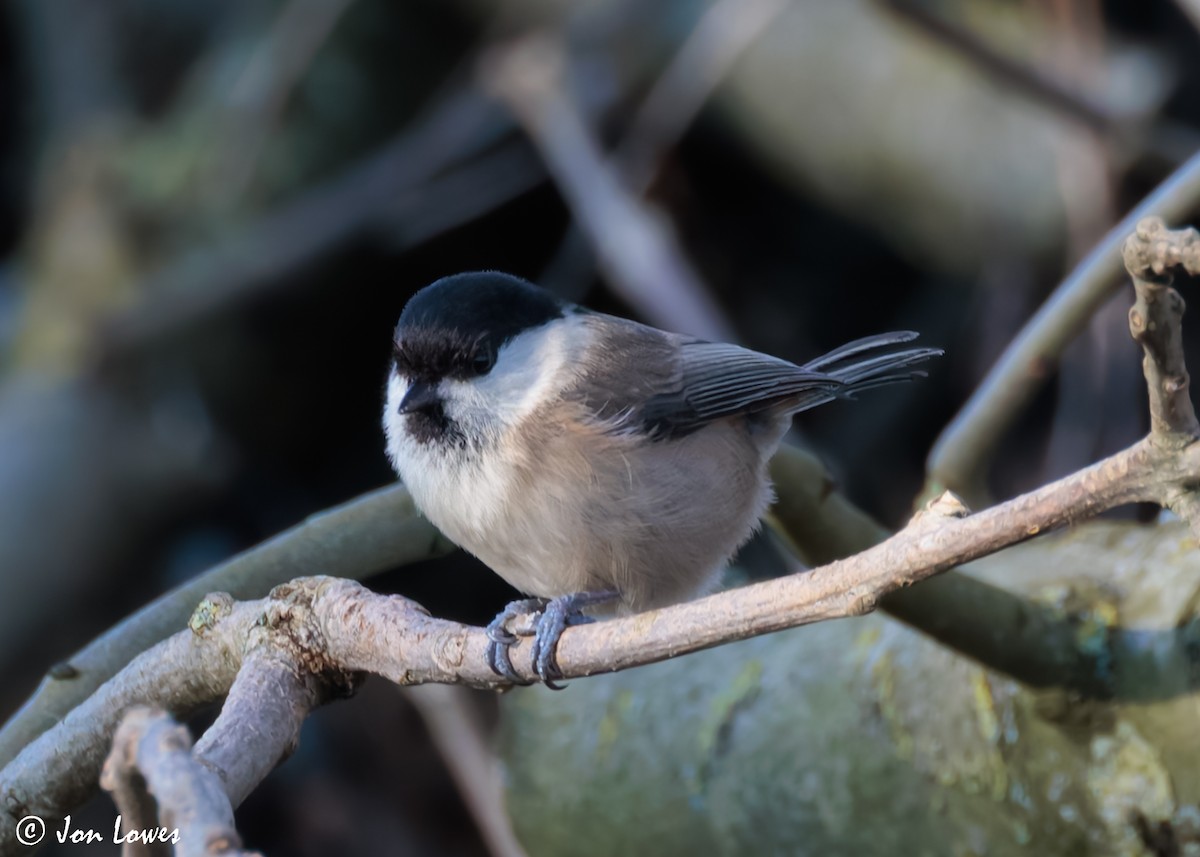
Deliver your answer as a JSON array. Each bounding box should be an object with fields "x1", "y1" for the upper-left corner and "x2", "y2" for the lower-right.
[
  {"x1": 311, "y1": 438, "x2": 1175, "y2": 683},
  {"x1": 99, "y1": 711, "x2": 167, "y2": 857},
  {"x1": 1122, "y1": 217, "x2": 1200, "y2": 447},
  {"x1": 769, "y1": 445, "x2": 1108, "y2": 694},
  {"x1": 926, "y1": 149, "x2": 1200, "y2": 498}
]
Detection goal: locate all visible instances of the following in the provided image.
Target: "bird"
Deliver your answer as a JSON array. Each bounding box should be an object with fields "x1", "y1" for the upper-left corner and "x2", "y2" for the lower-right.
[{"x1": 382, "y1": 271, "x2": 940, "y2": 686}]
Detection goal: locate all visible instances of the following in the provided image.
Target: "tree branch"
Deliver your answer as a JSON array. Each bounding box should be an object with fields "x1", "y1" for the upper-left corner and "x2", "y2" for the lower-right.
[
  {"x1": 1, "y1": 584, "x2": 357, "y2": 855},
  {"x1": 94, "y1": 84, "x2": 515, "y2": 364},
  {"x1": 6, "y1": 403, "x2": 1196, "y2": 851},
  {"x1": 101, "y1": 708, "x2": 259, "y2": 857},
  {"x1": 1171, "y1": 0, "x2": 1200, "y2": 35},
  {"x1": 405, "y1": 685, "x2": 529, "y2": 857},
  {"x1": 480, "y1": 34, "x2": 735, "y2": 342},
  {"x1": 540, "y1": 0, "x2": 787, "y2": 305},
  {"x1": 769, "y1": 445, "x2": 1123, "y2": 696},
  {"x1": 882, "y1": 0, "x2": 1116, "y2": 135},
  {"x1": 617, "y1": 0, "x2": 789, "y2": 191},
  {"x1": 1, "y1": 596, "x2": 254, "y2": 852},
  {"x1": 1123, "y1": 217, "x2": 1200, "y2": 451},
  {"x1": 192, "y1": 608, "x2": 352, "y2": 810},
  {"x1": 307, "y1": 439, "x2": 1172, "y2": 683},
  {"x1": 209, "y1": 0, "x2": 359, "y2": 209},
  {"x1": 926, "y1": 150, "x2": 1200, "y2": 500},
  {"x1": 0, "y1": 484, "x2": 452, "y2": 771}
]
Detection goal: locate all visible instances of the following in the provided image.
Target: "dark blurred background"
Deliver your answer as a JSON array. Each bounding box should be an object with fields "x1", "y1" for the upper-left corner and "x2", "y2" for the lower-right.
[{"x1": 2, "y1": 0, "x2": 1199, "y2": 854}]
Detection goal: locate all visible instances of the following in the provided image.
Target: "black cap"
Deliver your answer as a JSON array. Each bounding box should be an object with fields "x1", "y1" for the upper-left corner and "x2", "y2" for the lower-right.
[{"x1": 393, "y1": 272, "x2": 565, "y2": 381}]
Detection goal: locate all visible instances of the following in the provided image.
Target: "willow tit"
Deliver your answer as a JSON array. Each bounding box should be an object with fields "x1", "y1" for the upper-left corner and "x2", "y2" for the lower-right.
[{"x1": 383, "y1": 272, "x2": 939, "y2": 685}]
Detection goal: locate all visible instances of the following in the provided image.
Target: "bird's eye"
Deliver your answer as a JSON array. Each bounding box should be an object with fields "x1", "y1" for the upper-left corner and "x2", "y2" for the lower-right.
[{"x1": 472, "y1": 349, "x2": 496, "y2": 375}]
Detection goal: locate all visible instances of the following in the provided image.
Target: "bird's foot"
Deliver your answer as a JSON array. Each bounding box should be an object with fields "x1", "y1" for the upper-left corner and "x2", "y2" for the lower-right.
[
  {"x1": 529, "y1": 590, "x2": 619, "y2": 689},
  {"x1": 484, "y1": 591, "x2": 619, "y2": 688},
  {"x1": 485, "y1": 598, "x2": 547, "y2": 684}
]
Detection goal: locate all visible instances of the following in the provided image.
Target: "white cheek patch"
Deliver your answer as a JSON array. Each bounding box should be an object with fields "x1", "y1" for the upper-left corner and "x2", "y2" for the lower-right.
[
  {"x1": 383, "y1": 313, "x2": 591, "y2": 489},
  {"x1": 442, "y1": 314, "x2": 588, "y2": 431},
  {"x1": 382, "y1": 371, "x2": 412, "y2": 471},
  {"x1": 382, "y1": 314, "x2": 594, "y2": 552}
]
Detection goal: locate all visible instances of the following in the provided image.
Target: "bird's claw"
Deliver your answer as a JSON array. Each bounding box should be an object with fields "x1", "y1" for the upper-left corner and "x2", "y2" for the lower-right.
[
  {"x1": 485, "y1": 598, "x2": 545, "y2": 685},
  {"x1": 482, "y1": 592, "x2": 619, "y2": 687},
  {"x1": 485, "y1": 591, "x2": 619, "y2": 687},
  {"x1": 529, "y1": 599, "x2": 589, "y2": 688},
  {"x1": 529, "y1": 591, "x2": 621, "y2": 689}
]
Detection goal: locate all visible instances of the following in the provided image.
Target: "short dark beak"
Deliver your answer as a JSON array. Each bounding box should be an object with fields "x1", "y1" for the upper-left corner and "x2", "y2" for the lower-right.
[{"x1": 397, "y1": 380, "x2": 441, "y2": 415}]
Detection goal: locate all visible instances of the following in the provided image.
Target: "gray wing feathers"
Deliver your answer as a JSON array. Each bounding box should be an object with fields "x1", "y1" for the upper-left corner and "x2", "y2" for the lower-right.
[
  {"x1": 649, "y1": 341, "x2": 842, "y2": 423},
  {"x1": 572, "y1": 315, "x2": 940, "y2": 439}
]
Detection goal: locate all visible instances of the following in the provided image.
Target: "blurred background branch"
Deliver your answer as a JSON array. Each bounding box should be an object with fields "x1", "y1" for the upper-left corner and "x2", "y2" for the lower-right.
[{"x1": 482, "y1": 34, "x2": 734, "y2": 341}]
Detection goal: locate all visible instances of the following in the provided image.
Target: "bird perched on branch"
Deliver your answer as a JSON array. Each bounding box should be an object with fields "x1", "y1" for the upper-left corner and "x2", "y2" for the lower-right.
[{"x1": 383, "y1": 272, "x2": 939, "y2": 686}]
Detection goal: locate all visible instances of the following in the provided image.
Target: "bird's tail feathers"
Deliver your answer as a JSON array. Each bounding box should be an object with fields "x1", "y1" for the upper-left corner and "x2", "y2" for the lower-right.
[{"x1": 793, "y1": 332, "x2": 942, "y2": 409}]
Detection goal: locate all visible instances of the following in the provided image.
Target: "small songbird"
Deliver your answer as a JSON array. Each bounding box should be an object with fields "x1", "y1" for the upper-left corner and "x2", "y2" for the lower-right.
[{"x1": 383, "y1": 272, "x2": 939, "y2": 685}]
